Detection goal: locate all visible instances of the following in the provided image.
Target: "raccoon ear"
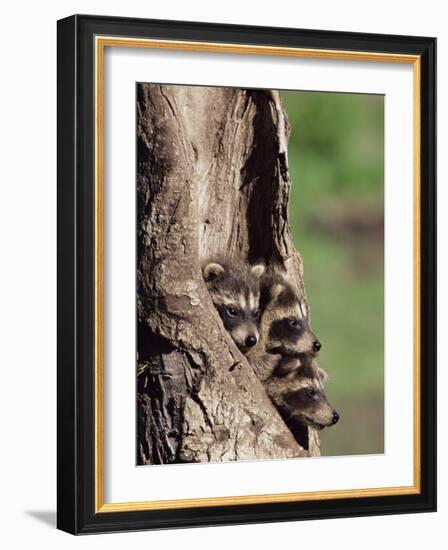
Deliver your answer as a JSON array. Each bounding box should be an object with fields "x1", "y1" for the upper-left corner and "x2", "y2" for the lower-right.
[
  {"x1": 270, "y1": 283, "x2": 284, "y2": 301},
  {"x1": 251, "y1": 264, "x2": 265, "y2": 278},
  {"x1": 203, "y1": 262, "x2": 225, "y2": 281},
  {"x1": 276, "y1": 357, "x2": 302, "y2": 378},
  {"x1": 316, "y1": 366, "x2": 328, "y2": 383}
]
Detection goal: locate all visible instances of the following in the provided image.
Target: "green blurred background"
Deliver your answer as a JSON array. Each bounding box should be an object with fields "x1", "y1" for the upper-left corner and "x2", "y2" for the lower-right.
[{"x1": 281, "y1": 91, "x2": 384, "y2": 456}]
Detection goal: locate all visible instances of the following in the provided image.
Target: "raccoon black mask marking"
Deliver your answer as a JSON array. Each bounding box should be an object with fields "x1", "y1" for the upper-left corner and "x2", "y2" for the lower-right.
[{"x1": 202, "y1": 258, "x2": 265, "y2": 353}]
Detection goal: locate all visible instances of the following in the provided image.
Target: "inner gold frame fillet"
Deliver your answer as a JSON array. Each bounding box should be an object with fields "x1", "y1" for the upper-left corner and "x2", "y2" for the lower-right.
[{"x1": 94, "y1": 36, "x2": 422, "y2": 513}]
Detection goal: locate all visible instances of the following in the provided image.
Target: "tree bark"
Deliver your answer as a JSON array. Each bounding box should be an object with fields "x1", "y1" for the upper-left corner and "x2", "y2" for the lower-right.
[{"x1": 137, "y1": 83, "x2": 320, "y2": 465}]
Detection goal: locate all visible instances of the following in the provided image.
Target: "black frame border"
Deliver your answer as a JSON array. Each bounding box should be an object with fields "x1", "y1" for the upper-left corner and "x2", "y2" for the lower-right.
[{"x1": 57, "y1": 14, "x2": 436, "y2": 534}]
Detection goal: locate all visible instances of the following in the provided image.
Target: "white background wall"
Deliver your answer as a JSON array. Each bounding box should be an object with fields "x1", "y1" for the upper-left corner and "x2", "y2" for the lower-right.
[{"x1": 0, "y1": 1, "x2": 444, "y2": 547}]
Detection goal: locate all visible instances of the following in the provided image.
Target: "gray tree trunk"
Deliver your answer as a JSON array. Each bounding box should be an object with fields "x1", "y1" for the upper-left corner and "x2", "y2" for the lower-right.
[{"x1": 136, "y1": 83, "x2": 320, "y2": 465}]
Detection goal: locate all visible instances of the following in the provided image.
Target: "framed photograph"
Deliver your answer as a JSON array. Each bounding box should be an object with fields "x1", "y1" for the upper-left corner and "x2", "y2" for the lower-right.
[{"x1": 57, "y1": 14, "x2": 436, "y2": 534}]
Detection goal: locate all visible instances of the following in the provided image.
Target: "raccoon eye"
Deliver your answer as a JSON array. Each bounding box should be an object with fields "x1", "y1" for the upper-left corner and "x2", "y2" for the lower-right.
[
  {"x1": 253, "y1": 309, "x2": 261, "y2": 320},
  {"x1": 226, "y1": 306, "x2": 238, "y2": 317},
  {"x1": 287, "y1": 318, "x2": 300, "y2": 327},
  {"x1": 305, "y1": 388, "x2": 316, "y2": 398}
]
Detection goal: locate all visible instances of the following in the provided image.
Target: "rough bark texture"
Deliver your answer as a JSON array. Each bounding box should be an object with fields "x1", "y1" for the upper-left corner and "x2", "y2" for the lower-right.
[{"x1": 137, "y1": 84, "x2": 320, "y2": 465}]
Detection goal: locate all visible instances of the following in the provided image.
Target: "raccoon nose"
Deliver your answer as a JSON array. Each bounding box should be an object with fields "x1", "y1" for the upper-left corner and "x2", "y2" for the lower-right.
[
  {"x1": 245, "y1": 335, "x2": 257, "y2": 348},
  {"x1": 313, "y1": 340, "x2": 322, "y2": 352},
  {"x1": 332, "y1": 411, "x2": 340, "y2": 425}
]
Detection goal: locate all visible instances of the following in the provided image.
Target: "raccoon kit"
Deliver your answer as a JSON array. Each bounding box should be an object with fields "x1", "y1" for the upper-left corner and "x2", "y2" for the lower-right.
[
  {"x1": 201, "y1": 258, "x2": 265, "y2": 353},
  {"x1": 249, "y1": 269, "x2": 322, "y2": 381},
  {"x1": 265, "y1": 360, "x2": 339, "y2": 449},
  {"x1": 261, "y1": 270, "x2": 321, "y2": 357}
]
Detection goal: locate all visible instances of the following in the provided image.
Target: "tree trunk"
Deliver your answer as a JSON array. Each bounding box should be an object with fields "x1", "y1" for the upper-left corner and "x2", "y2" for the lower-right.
[{"x1": 136, "y1": 83, "x2": 320, "y2": 465}]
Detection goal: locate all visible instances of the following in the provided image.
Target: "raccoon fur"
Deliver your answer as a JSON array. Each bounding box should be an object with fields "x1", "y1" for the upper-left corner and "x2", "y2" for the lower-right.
[
  {"x1": 260, "y1": 269, "x2": 321, "y2": 357},
  {"x1": 265, "y1": 360, "x2": 339, "y2": 433},
  {"x1": 202, "y1": 257, "x2": 265, "y2": 353},
  {"x1": 248, "y1": 268, "x2": 322, "y2": 381},
  {"x1": 246, "y1": 346, "x2": 283, "y2": 382}
]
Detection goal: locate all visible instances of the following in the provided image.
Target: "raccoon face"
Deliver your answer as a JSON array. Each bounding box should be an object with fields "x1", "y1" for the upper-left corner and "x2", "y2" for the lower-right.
[
  {"x1": 216, "y1": 301, "x2": 261, "y2": 352},
  {"x1": 282, "y1": 380, "x2": 339, "y2": 430},
  {"x1": 202, "y1": 259, "x2": 265, "y2": 353},
  {"x1": 266, "y1": 364, "x2": 339, "y2": 430},
  {"x1": 264, "y1": 281, "x2": 321, "y2": 358},
  {"x1": 267, "y1": 316, "x2": 320, "y2": 356}
]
